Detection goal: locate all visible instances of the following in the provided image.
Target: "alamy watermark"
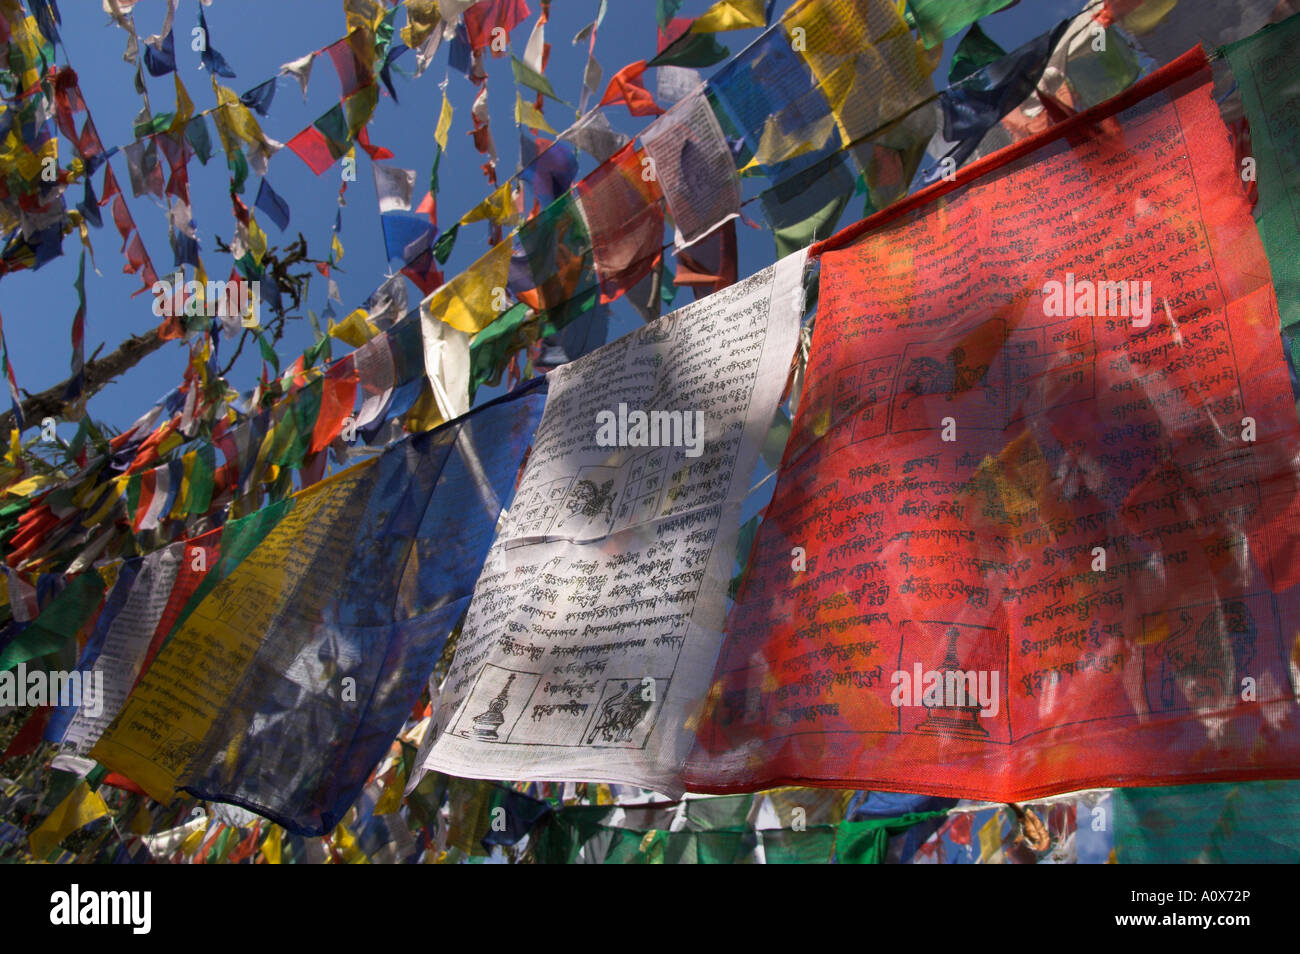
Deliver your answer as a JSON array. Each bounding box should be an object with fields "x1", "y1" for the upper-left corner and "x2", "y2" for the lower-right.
[
  {"x1": 890, "y1": 663, "x2": 1000, "y2": 718},
  {"x1": 50, "y1": 885, "x2": 150, "y2": 934},
  {"x1": 1042, "y1": 272, "x2": 1152, "y2": 328},
  {"x1": 0, "y1": 665, "x2": 102, "y2": 717},
  {"x1": 151, "y1": 270, "x2": 260, "y2": 327},
  {"x1": 595, "y1": 403, "x2": 704, "y2": 458}
]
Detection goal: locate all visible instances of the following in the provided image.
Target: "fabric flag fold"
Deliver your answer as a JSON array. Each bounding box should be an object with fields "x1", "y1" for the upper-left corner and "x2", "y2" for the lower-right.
[
  {"x1": 417, "y1": 248, "x2": 809, "y2": 797},
  {"x1": 91, "y1": 382, "x2": 547, "y2": 833}
]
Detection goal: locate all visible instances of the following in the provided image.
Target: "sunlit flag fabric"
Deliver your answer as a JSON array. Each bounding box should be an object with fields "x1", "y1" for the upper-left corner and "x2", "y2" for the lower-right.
[
  {"x1": 1222, "y1": 14, "x2": 1300, "y2": 365},
  {"x1": 91, "y1": 381, "x2": 546, "y2": 833},
  {"x1": 575, "y1": 142, "x2": 665, "y2": 303},
  {"x1": 416, "y1": 249, "x2": 808, "y2": 798},
  {"x1": 683, "y1": 48, "x2": 1300, "y2": 802}
]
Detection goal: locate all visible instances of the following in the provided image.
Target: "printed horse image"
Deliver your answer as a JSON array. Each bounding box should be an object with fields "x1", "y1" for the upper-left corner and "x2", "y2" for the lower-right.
[{"x1": 586, "y1": 681, "x2": 652, "y2": 744}]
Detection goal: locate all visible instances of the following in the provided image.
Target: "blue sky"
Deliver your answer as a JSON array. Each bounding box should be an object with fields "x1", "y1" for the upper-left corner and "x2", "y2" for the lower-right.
[{"x1": 0, "y1": 0, "x2": 1082, "y2": 437}]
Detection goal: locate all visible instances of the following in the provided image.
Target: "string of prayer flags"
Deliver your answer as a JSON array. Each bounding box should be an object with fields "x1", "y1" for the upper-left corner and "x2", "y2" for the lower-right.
[
  {"x1": 925, "y1": 20, "x2": 1068, "y2": 177},
  {"x1": 683, "y1": 48, "x2": 1300, "y2": 802},
  {"x1": 94, "y1": 382, "x2": 547, "y2": 833},
  {"x1": 416, "y1": 248, "x2": 809, "y2": 797},
  {"x1": 27, "y1": 781, "x2": 110, "y2": 860},
  {"x1": 651, "y1": 13, "x2": 730, "y2": 70}
]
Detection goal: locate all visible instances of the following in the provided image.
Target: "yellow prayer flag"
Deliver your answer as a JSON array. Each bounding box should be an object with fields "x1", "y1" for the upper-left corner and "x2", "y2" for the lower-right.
[
  {"x1": 373, "y1": 762, "x2": 408, "y2": 815},
  {"x1": 170, "y1": 451, "x2": 196, "y2": 520},
  {"x1": 84, "y1": 473, "x2": 128, "y2": 527},
  {"x1": 401, "y1": 0, "x2": 441, "y2": 50},
  {"x1": 329, "y1": 308, "x2": 378, "y2": 347},
  {"x1": 332, "y1": 822, "x2": 369, "y2": 864},
  {"x1": 262, "y1": 824, "x2": 282, "y2": 864},
  {"x1": 90, "y1": 464, "x2": 377, "y2": 802},
  {"x1": 977, "y1": 811, "x2": 1003, "y2": 863},
  {"x1": 156, "y1": 428, "x2": 185, "y2": 459},
  {"x1": 426, "y1": 238, "x2": 513, "y2": 334},
  {"x1": 434, "y1": 90, "x2": 454, "y2": 151},
  {"x1": 212, "y1": 82, "x2": 272, "y2": 157},
  {"x1": 3, "y1": 474, "x2": 54, "y2": 498},
  {"x1": 690, "y1": 0, "x2": 766, "y2": 33},
  {"x1": 28, "y1": 782, "x2": 110, "y2": 860},
  {"x1": 783, "y1": 0, "x2": 933, "y2": 144},
  {"x1": 248, "y1": 216, "x2": 268, "y2": 267},
  {"x1": 172, "y1": 74, "x2": 195, "y2": 132},
  {"x1": 515, "y1": 92, "x2": 557, "y2": 135},
  {"x1": 459, "y1": 181, "x2": 518, "y2": 228},
  {"x1": 403, "y1": 382, "x2": 448, "y2": 435},
  {"x1": 749, "y1": 111, "x2": 838, "y2": 169},
  {"x1": 97, "y1": 561, "x2": 120, "y2": 596},
  {"x1": 1119, "y1": 0, "x2": 1179, "y2": 34},
  {"x1": 180, "y1": 822, "x2": 207, "y2": 857}
]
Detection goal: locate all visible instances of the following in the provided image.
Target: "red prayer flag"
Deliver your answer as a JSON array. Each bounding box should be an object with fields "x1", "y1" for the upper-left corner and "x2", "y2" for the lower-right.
[
  {"x1": 287, "y1": 126, "x2": 339, "y2": 175},
  {"x1": 463, "y1": 0, "x2": 531, "y2": 55},
  {"x1": 575, "y1": 142, "x2": 665, "y2": 304},
  {"x1": 599, "y1": 61, "x2": 665, "y2": 117},
  {"x1": 309, "y1": 354, "x2": 358, "y2": 455},
  {"x1": 684, "y1": 49, "x2": 1300, "y2": 802}
]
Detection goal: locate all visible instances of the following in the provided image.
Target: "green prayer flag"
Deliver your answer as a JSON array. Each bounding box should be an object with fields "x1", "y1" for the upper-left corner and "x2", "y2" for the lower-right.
[
  {"x1": 257, "y1": 330, "x2": 280, "y2": 372},
  {"x1": 429, "y1": 146, "x2": 442, "y2": 196},
  {"x1": 906, "y1": 0, "x2": 1017, "y2": 49},
  {"x1": 468, "y1": 302, "x2": 531, "y2": 400},
  {"x1": 125, "y1": 472, "x2": 141, "y2": 520},
  {"x1": 760, "y1": 826, "x2": 836, "y2": 863},
  {"x1": 1223, "y1": 15, "x2": 1300, "y2": 365},
  {"x1": 133, "y1": 112, "x2": 174, "y2": 138},
  {"x1": 227, "y1": 149, "x2": 248, "y2": 194},
  {"x1": 834, "y1": 811, "x2": 950, "y2": 864},
  {"x1": 1114, "y1": 782, "x2": 1300, "y2": 863},
  {"x1": 511, "y1": 55, "x2": 561, "y2": 102},
  {"x1": 184, "y1": 443, "x2": 215, "y2": 516},
  {"x1": 0, "y1": 572, "x2": 106, "y2": 672},
  {"x1": 314, "y1": 103, "x2": 353, "y2": 159},
  {"x1": 185, "y1": 116, "x2": 214, "y2": 164},
  {"x1": 649, "y1": 30, "x2": 729, "y2": 69},
  {"x1": 433, "y1": 221, "x2": 458, "y2": 265},
  {"x1": 949, "y1": 21, "x2": 1006, "y2": 84},
  {"x1": 656, "y1": 0, "x2": 684, "y2": 28},
  {"x1": 344, "y1": 85, "x2": 379, "y2": 138}
]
